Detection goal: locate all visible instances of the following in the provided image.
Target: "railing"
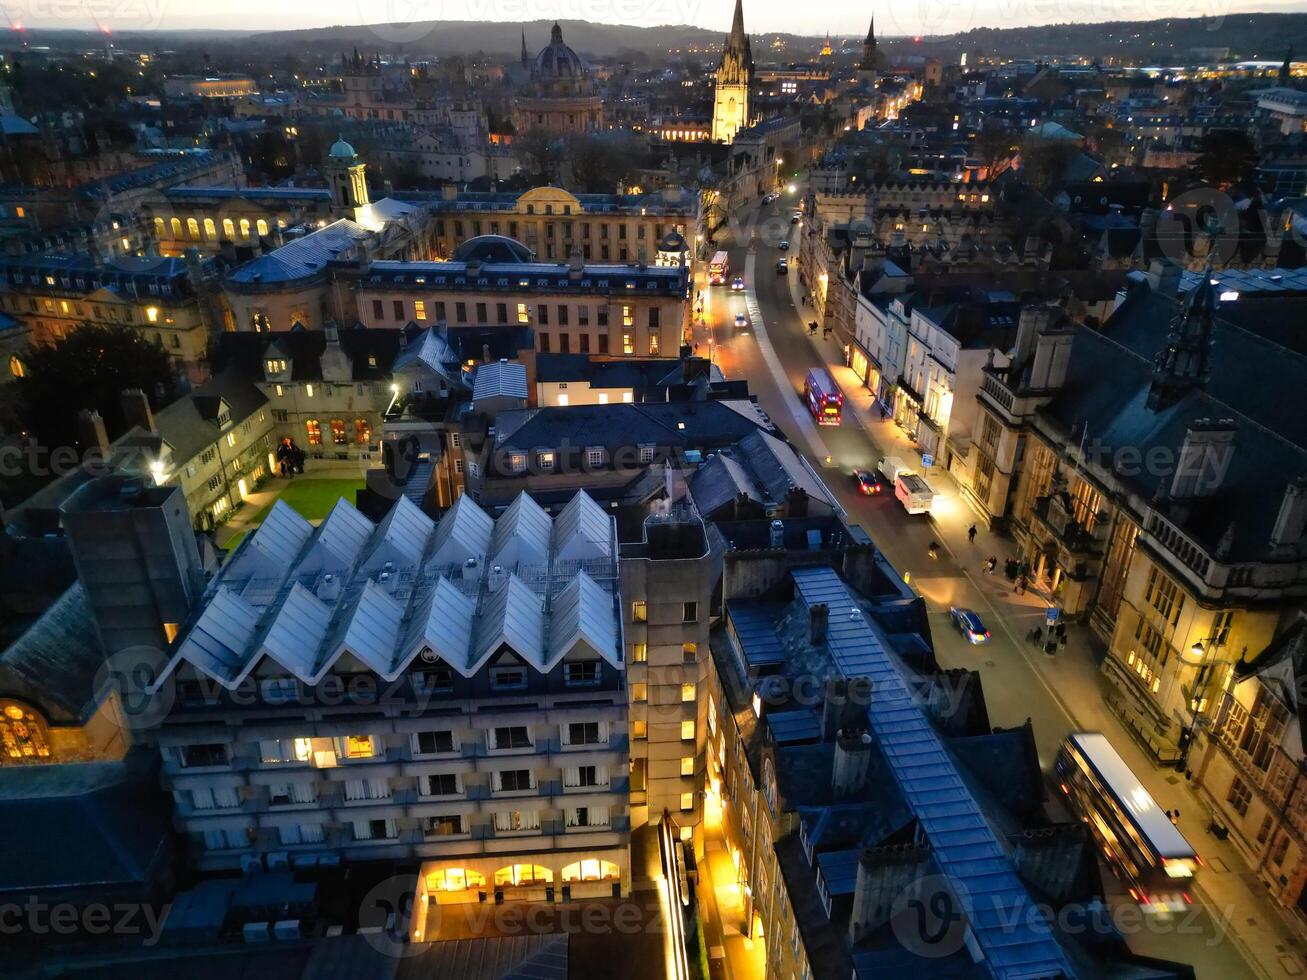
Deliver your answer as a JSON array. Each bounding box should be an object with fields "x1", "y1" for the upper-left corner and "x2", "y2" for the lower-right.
[{"x1": 981, "y1": 372, "x2": 1015, "y2": 412}]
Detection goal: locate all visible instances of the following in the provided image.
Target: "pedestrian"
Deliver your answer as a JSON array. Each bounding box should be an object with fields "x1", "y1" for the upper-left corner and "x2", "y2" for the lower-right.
[
  {"x1": 967, "y1": 524, "x2": 977, "y2": 544},
  {"x1": 1171, "y1": 809, "x2": 1180, "y2": 826},
  {"x1": 1059, "y1": 631, "x2": 1068, "y2": 647},
  {"x1": 1032, "y1": 626, "x2": 1043, "y2": 646},
  {"x1": 879, "y1": 403, "x2": 888, "y2": 419},
  {"x1": 1044, "y1": 640, "x2": 1057, "y2": 656}
]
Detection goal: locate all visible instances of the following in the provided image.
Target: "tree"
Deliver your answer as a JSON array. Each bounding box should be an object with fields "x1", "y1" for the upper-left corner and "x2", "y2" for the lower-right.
[
  {"x1": 516, "y1": 129, "x2": 563, "y2": 183},
  {"x1": 567, "y1": 132, "x2": 642, "y2": 193},
  {"x1": 977, "y1": 120, "x2": 1017, "y2": 170},
  {"x1": 15, "y1": 325, "x2": 178, "y2": 455},
  {"x1": 1018, "y1": 135, "x2": 1079, "y2": 195},
  {"x1": 1193, "y1": 129, "x2": 1259, "y2": 191}
]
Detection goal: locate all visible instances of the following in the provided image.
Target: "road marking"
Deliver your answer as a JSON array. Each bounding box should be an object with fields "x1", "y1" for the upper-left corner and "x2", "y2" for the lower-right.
[{"x1": 742, "y1": 252, "x2": 831, "y2": 460}]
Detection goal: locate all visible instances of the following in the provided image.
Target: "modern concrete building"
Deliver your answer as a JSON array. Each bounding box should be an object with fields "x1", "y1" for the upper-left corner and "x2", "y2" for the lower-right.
[{"x1": 153, "y1": 489, "x2": 632, "y2": 911}]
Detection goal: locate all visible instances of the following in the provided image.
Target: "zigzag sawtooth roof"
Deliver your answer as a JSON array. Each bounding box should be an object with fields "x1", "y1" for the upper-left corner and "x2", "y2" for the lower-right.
[{"x1": 161, "y1": 491, "x2": 620, "y2": 689}]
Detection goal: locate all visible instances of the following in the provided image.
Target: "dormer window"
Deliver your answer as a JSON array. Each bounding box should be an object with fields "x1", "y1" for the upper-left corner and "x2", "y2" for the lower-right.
[{"x1": 265, "y1": 358, "x2": 286, "y2": 374}]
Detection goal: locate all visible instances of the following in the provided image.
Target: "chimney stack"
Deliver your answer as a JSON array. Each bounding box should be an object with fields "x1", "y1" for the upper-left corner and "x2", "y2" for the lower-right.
[
  {"x1": 821, "y1": 676, "x2": 872, "y2": 740},
  {"x1": 1027, "y1": 319, "x2": 1075, "y2": 391},
  {"x1": 78, "y1": 409, "x2": 110, "y2": 458},
  {"x1": 120, "y1": 388, "x2": 155, "y2": 433},
  {"x1": 1270, "y1": 477, "x2": 1307, "y2": 553},
  {"x1": 1170, "y1": 419, "x2": 1236, "y2": 500},
  {"x1": 810, "y1": 603, "x2": 829, "y2": 645},
  {"x1": 832, "y1": 728, "x2": 873, "y2": 799}
]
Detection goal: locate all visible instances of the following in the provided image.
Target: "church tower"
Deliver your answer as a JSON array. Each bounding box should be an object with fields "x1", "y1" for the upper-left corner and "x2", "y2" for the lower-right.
[
  {"x1": 712, "y1": 0, "x2": 753, "y2": 143},
  {"x1": 858, "y1": 17, "x2": 878, "y2": 84},
  {"x1": 325, "y1": 136, "x2": 370, "y2": 218}
]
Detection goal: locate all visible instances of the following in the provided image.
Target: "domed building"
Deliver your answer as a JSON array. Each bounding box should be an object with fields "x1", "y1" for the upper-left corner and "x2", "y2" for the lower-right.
[{"x1": 512, "y1": 23, "x2": 604, "y2": 134}]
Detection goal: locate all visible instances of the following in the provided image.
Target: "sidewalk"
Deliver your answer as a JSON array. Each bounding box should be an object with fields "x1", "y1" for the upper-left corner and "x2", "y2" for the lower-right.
[{"x1": 776, "y1": 259, "x2": 1305, "y2": 979}]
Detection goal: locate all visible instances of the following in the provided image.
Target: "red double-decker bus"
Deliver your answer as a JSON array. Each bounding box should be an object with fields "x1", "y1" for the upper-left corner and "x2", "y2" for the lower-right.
[{"x1": 804, "y1": 368, "x2": 843, "y2": 426}]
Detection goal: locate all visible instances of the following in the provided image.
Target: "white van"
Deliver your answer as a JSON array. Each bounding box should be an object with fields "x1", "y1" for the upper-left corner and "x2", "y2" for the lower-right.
[
  {"x1": 878, "y1": 455, "x2": 911, "y2": 483},
  {"x1": 895, "y1": 472, "x2": 935, "y2": 515}
]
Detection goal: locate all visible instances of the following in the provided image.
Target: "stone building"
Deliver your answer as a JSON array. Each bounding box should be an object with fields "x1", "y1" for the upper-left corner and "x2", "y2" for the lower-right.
[
  {"x1": 711, "y1": 0, "x2": 753, "y2": 143},
  {"x1": 512, "y1": 24, "x2": 604, "y2": 135}
]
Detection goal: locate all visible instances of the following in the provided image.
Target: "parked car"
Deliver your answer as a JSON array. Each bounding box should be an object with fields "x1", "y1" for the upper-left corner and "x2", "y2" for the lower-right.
[
  {"x1": 852, "y1": 468, "x2": 884, "y2": 495},
  {"x1": 949, "y1": 607, "x2": 991, "y2": 644},
  {"x1": 731, "y1": 275, "x2": 745, "y2": 291},
  {"x1": 776, "y1": 257, "x2": 788, "y2": 273}
]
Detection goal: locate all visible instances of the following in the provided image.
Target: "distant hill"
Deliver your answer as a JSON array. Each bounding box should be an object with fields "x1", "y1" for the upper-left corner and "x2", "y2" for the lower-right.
[{"x1": 908, "y1": 13, "x2": 1307, "y2": 62}]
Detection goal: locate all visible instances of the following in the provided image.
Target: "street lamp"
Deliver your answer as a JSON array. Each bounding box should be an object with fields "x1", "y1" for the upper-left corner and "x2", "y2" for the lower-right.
[{"x1": 1176, "y1": 635, "x2": 1227, "y2": 769}]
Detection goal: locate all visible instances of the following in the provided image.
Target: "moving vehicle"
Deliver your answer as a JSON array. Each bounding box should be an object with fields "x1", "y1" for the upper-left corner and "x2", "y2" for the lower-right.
[
  {"x1": 791, "y1": 211, "x2": 801, "y2": 223},
  {"x1": 776, "y1": 257, "x2": 788, "y2": 274},
  {"x1": 949, "y1": 607, "x2": 990, "y2": 644},
  {"x1": 778, "y1": 239, "x2": 790, "y2": 250},
  {"x1": 853, "y1": 468, "x2": 884, "y2": 495},
  {"x1": 1056, "y1": 733, "x2": 1199, "y2": 912},
  {"x1": 734, "y1": 312, "x2": 748, "y2": 329},
  {"x1": 877, "y1": 455, "x2": 911, "y2": 483},
  {"x1": 804, "y1": 367, "x2": 843, "y2": 426},
  {"x1": 730, "y1": 275, "x2": 745, "y2": 292},
  {"x1": 709, "y1": 250, "x2": 730, "y2": 286},
  {"x1": 894, "y1": 471, "x2": 935, "y2": 515}
]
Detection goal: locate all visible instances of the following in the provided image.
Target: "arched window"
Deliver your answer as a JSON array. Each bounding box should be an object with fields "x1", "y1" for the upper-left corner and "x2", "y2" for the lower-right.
[
  {"x1": 8, "y1": 355, "x2": 25, "y2": 379},
  {"x1": 186, "y1": 218, "x2": 200, "y2": 240},
  {"x1": 223, "y1": 218, "x2": 236, "y2": 239},
  {"x1": 762, "y1": 757, "x2": 777, "y2": 814},
  {"x1": 256, "y1": 219, "x2": 270, "y2": 237},
  {"x1": 493, "y1": 864, "x2": 552, "y2": 886},
  {"x1": 354, "y1": 418, "x2": 372, "y2": 445},
  {"x1": 305, "y1": 419, "x2": 322, "y2": 446},
  {"x1": 204, "y1": 218, "x2": 216, "y2": 240},
  {"x1": 330, "y1": 419, "x2": 347, "y2": 445},
  {"x1": 561, "y1": 860, "x2": 620, "y2": 882},
  {"x1": 239, "y1": 219, "x2": 252, "y2": 239},
  {"x1": 153, "y1": 217, "x2": 165, "y2": 239},
  {"x1": 169, "y1": 217, "x2": 183, "y2": 239},
  {"x1": 0, "y1": 701, "x2": 51, "y2": 764}
]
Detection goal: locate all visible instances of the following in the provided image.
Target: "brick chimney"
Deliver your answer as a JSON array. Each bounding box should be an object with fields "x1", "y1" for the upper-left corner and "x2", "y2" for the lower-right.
[
  {"x1": 809, "y1": 602, "x2": 829, "y2": 645},
  {"x1": 120, "y1": 388, "x2": 155, "y2": 433},
  {"x1": 78, "y1": 409, "x2": 110, "y2": 457},
  {"x1": 821, "y1": 676, "x2": 872, "y2": 740},
  {"x1": 832, "y1": 728, "x2": 873, "y2": 799}
]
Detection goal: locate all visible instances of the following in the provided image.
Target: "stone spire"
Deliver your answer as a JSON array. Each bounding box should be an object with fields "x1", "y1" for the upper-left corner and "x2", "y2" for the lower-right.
[
  {"x1": 1282, "y1": 45, "x2": 1294, "y2": 87},
  {"x1": 860, "y1": 16, "x2": 877, "y2": 71},
  {"x1": 718, "y1": 0, "x2": 753, "y2": 84},
  {"x1": 521, "y1": 30, "x2": 529, "y2": 68},
  {"x1": 1146, "y1": 269, "x2": 1218, "y2": 412}
]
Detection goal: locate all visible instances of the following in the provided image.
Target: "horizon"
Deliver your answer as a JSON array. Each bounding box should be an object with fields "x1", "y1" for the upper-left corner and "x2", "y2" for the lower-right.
[{"x1": 6, "y1": 1, "x2": 1305, "y2": 43}]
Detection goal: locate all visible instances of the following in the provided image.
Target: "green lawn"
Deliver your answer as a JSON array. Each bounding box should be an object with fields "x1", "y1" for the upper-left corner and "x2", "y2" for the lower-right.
[{"x1": 221, "y1": 478, "x2": 364, "y2": 550}]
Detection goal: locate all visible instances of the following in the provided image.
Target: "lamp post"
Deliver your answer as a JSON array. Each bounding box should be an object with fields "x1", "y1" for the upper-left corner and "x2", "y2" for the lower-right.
[{"x1": 1176, "y1": 636, "x2": 1222, "y2": 770}]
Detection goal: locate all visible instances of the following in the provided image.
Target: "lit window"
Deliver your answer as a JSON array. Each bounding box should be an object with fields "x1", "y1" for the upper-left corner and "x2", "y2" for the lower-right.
[
  {"x1": 632, "y1": 683, "x2": 648, "y2": 702},
  {"x1": 538, "y1": 450, "x2": 555, "y2": 470},
  {"x1": 622, "y1": 332, "x2": 634, "y2": 354},
  {"x1": 631, "y1": 600, "x2": 647, "y2": 623},
  {"x1": 630, "y1": 643, "x2": 647, "y2": 663},
  {"x1": 414, "y1": 300, "x2": 427, "y2": 321},
  {"x1": 8, "y1": 355, "x2": 24, "y2": 379},
  {"x1": 339, "y1": 735, "x2": 376, "y2": 759},
  {"x1": 305, "y1": 383, "x2": 314, "y2": 398},
  {"x1": 623, "y1": 392, "x2": 634, "y2": 403},
  {"x1": 681, "y1": 720, "x2": 695, "y2": 740},
  {"x1": 517, "y1": 302, "x2": 530, "y2": 323},
  {"x1": 305, "y1": 419, "x2": 322, "y2": 445},
  {"x1": 681, "y1": 757, "x2": 694, "y2": 777},
  {"x1": 633, "y1": 720, "x2": 647, "y2": 739},
  {"x1": 681, "y1": 682, "x2": 696, "y2": 702},
  {"x1": 680, "y1": 792, "x2": 694, "y2": 811},
  {"x1": 145, "y1": 306, "x2": 159, "y2": 323}
]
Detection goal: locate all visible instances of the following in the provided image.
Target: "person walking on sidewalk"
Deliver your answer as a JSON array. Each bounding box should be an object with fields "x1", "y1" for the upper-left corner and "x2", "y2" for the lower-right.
[{"x1": 967, "y1": 524, "x2": 978, "y2": 544}]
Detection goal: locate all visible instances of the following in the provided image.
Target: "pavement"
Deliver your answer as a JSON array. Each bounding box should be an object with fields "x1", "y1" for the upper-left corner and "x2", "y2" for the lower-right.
[{"x1": 694, "y1": 190, "x2": 1303, "y2": 980}]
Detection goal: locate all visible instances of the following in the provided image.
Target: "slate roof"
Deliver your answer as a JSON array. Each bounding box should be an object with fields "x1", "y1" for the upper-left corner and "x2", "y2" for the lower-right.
[
  {"x1": 213, "y1": 326, "x2": 403, "y2": 381},
  {"x1": 226, "y1": 219, "x2": 369, "y2": 285},
  {"x1": 689, "y1": 429, "x2": 837, "y2": 519},
  {"x1": 0, "y1": 582, "x2": 102, "y2": 724},
  {"x1": 472, "y1": 359, "x2": 529, "y2": 401},
  {"x1": 0, "y1": 749, "x2": 171, "y2": 895},
  {"x1": 1041, "y1": 289, "x2": 1307, "y2": 559},
  {"x1": 490, "y1": 400, "x2": 764, "y2": 455},
  {"x1": 118, "y1": 370, "x2": 269, "y2": 466}
]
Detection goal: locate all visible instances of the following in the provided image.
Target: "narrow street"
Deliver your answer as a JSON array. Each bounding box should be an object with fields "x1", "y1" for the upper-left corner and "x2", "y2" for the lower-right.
[{"x1": 692, "y1": 192, "x2": 1303, "y2": 980}]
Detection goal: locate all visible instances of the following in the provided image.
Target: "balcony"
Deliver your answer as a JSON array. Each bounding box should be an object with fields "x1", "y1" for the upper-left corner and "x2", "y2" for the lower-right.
[
  {"x1": 1029, "y1": 493, "x2": 1107, "y2": 565},
  {"x1": 981, "y1": 371, "x2": 1015, "y2": 412}
]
